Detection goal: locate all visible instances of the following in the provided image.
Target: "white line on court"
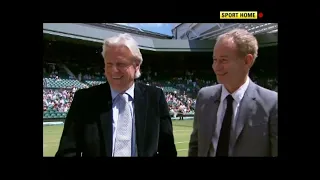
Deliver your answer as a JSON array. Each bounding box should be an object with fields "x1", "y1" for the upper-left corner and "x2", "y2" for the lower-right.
[
  {"x1": 176, "y1": 141, "x2": 188, "y2": 144},
  {"x1": 173, "y1": 130, "x2": 191, "y2": 132},
  {"x1": 177, "y1": 149, "x2": 188, "y2": 152}
]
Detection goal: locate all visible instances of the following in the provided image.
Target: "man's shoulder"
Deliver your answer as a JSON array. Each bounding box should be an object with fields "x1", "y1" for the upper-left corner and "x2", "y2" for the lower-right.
[
  {"x1": 135, "y1": 81, "x2": 163, "y2": 94},
  {"x1": 76, "y1": 81, "x2": 163, "y2": 99},
  {"x1": 253, "y1": 83, "x2": 278, "y2": 109},
  {"x1": 254, "y1": 84, "x2": 278, "y2": 100},
  {"x1": 75, "y1": 82, "x2": 109, "y2": 97},
  {"x1": 198, "y1": 84, "x2": 222, "y2": 97}
]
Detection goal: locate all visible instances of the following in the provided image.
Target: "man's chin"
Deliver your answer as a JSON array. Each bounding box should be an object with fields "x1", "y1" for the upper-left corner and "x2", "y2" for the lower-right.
[
  {"x1": 216, "y1": 77, "x2": 228, "y2": 84},
  {"x1": 110, "y1": 83, "x2": 124, "y2": 91}
]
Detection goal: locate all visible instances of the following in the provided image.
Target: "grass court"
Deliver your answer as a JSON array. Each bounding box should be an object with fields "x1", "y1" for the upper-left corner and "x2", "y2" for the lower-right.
[{"x1": 43, "y1": 119, "x2": 193, "y2": 157}]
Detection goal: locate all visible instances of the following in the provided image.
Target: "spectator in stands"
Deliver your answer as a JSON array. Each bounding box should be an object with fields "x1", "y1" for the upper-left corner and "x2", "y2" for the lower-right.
[
  {"x1": 56, "y1": 33, "x2": 177, "y2": 157},
  {"x1": 43, "y1": 89, "x2": 74, "y2": 114},
  {"x1": 189, "y1": 28, "x2": 278, "y2": 157}
]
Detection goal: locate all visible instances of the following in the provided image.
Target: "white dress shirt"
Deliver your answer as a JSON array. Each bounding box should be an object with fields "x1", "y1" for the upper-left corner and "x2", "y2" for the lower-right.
[{"x1": 210, "y1": 77, "x2": 250, "y2": 156}]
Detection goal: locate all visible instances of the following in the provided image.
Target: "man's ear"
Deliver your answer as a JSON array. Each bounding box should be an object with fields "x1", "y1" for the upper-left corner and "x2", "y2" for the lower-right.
[
  {"x1": 244, "y1": 54, "x2": 254, "y2": 68},
  {"x1": 135, "y1": 64, "x2": 140, "y2": 72}
]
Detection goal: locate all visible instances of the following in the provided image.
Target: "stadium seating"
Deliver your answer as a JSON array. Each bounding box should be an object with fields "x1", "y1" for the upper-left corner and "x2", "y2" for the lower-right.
[
  {"x1": 43, "y1": 78, "x2": 86, "y2": 88},
  {"x1": 44, "y1": 78, "x2": 87, "y2": 89},
  {"x1": 160, "y1": 86, "x2": 179, "y2": 93},
  {"x1": 42, "y1": 61, "x2": 275, "y2": 121},
  {"x1": 85, "y1": 80, "x2": 106, "y2": 86},
  {"x1": 43, "y1": 76, "x2": 197, "y2": 119},
  {"x1": 43, "y1": 107, "x2": 67, "y2": 119}
]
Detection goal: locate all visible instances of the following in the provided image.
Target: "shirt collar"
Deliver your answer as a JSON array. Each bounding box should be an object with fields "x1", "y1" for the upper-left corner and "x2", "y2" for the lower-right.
[
  {"x1": 220, "y1": 77, "x2": 250, "y2": 103},
  {"x1": 110, "y1": 83, "x2": 135, "y2": 102}
]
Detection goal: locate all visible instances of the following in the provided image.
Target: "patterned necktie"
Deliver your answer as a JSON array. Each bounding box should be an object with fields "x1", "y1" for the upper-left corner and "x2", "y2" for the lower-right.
[{"x1": 114, "y1": 93, "x2": 132, "y2": 157}]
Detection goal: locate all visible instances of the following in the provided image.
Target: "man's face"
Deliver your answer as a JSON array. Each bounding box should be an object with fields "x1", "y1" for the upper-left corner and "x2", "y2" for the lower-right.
[
  {"x1": 104, "y1": 45, "x2": 139, "y2": 92},
  {"x1": 212, "y1": 38, "x2": 249, "y2": 87}
]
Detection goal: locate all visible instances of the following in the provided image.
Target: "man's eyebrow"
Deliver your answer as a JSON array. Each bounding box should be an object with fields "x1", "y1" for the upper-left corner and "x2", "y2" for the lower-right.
[{"x1": 213, "y1": 55, "x2": 228, "y2": 58}]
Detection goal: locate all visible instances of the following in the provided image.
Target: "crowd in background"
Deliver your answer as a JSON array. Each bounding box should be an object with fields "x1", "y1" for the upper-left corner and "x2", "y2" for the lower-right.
[
  {"x1": 43, "y1": 62, "x2": 277, "y2": 118},
  {"x1": 43, "y1": 87, "x2": 77, "y2": 112},
  {"x1": 165, "y1": 92, "x2": 196, "y2": 118}
]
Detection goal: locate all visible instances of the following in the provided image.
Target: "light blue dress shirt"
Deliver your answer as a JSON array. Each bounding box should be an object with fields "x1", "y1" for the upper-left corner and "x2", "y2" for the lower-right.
[{"x1": 110, "y1": 83, "x2": 137, "y2": 157}]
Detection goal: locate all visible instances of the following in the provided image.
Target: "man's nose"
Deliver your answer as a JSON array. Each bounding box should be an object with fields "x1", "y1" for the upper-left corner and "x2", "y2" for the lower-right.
[
  {"x1": 213, "y1": 62, "x2": 223, "y2": 71},
  {"x1": 110, "y1": 65, "x2": 120, "y2": 72}
]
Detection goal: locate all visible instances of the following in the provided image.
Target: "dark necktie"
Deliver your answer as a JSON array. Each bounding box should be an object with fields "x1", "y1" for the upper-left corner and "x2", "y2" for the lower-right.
[{"x1": 216, "y1": 94, "x2": 234, "y2": 157}]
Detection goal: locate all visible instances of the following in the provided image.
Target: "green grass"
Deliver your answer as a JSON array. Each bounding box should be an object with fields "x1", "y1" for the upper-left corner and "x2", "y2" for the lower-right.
[{"x1": 43, "y1": 119, "x2": 193, "y2": 157}]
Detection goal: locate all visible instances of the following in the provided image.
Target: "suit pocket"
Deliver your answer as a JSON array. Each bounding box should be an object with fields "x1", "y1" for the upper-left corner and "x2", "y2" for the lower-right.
[
  {"x1": 248, "y1": 117, "x2": 268, "y2": 127},
  {"x1": 246, "y1": 118, "x2": 269, "y2": 138}
]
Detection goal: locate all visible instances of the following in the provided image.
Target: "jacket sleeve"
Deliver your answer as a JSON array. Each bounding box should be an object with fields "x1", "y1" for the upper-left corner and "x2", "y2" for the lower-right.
[
  {"x1": 55, "y1": 90, "x2": 84, "y2": 157},
  {"x1": 269, "y1": 101, "x2": 278, "y2": 157},
  {"x1": 188, "y1": 90, "x2": 202, "y2": 156},
  {"x1": 157, "y1": 89, "x2": 177, "y2": 157}
]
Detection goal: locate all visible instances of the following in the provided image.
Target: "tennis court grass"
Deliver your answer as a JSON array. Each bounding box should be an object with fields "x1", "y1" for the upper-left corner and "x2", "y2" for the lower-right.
[{"x1": 43, "y1": 120, "x2": 193, "y2": 157}]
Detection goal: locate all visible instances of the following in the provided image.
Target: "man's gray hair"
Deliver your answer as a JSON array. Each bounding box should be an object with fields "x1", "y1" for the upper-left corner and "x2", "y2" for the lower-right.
[
  {"x1": 102, "y1": 33, "x2": 143, "y2": 79},
  {"x1": 216, "y1": 28, "x2": 258, "y2": 63}
]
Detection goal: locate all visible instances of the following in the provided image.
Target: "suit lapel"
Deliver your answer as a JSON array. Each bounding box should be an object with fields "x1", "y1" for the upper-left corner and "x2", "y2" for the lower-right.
[
  {"x1": 134, "y1": 83, "x2": 147, "y2": 156},
  {"x1": 233, "y1": 81, "x2": 257, "y2": 147},
  {"x1": 203, "y1": 85, "x2": 222, "y2": 154},
  {"x1": 98, "y1": 83, "x2": 113, "y2": 157}
]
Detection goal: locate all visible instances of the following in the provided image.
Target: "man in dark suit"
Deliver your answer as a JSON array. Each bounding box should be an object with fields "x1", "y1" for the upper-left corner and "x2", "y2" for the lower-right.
[
  {"x1": 56, "y1": 33, "x2": 177, "y2": 157},
  {"x1": 188, "y1": 29, "x2": 278, "y2": 157}
]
